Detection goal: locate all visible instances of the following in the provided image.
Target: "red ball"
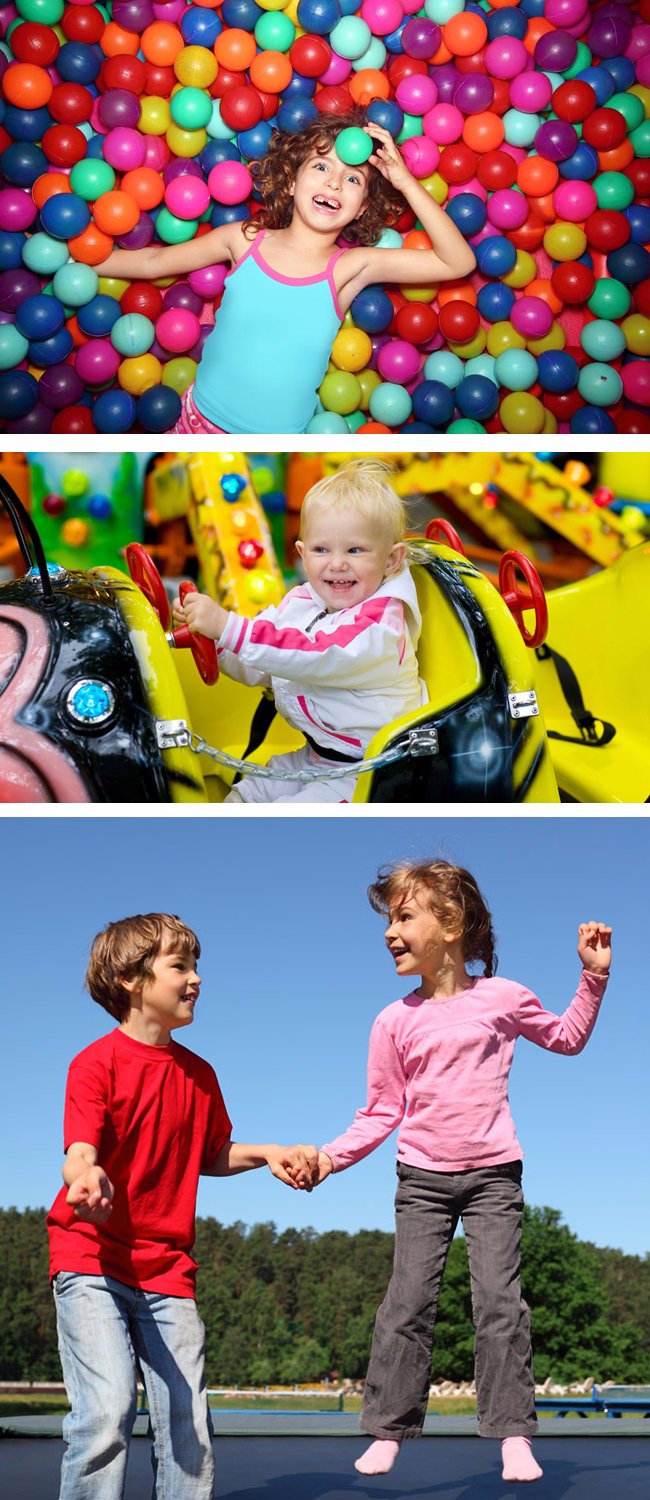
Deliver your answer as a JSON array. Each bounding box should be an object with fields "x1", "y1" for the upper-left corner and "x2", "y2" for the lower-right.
[
  {"x1": 394, "y1": 303, "x2": 439, "y2": 344},
  {"x1": 584, "y1": 209, "x2": 630, "y2": 253},
  {"x1": 582, "y1": 107, "x2": 628, "y2": 152},
  {"x1": 102, "y1": 55, "x2": 147, "y2": 94},
  {"x1": 550, "y1": 261, "x2": 595, "y2": 304},
  {"x1": 143, "y1": 62, "x2": 176, "y2": 97},
  {"x1": 41, "y1": 123, "x2": 88, "y2": 166},
  {"x1": 476, "y1": 149, "x2": 517, "y2": 191},
  {"x1": 510, "y1": 214, "x2": 545, "y2": 251},
  {"x1": 315, "y1": 85, "x2": 355, "y2": 114},
  {"x1": 212, "y1": 67, "x2": 244, "y2": 99},
  {"x1": 438, "y1": 143, "x2": 478, "y2": 184},
  {"x1": 219, "y1": 85, "x2": 263, "y2": 131},
  {"x1": 257, "y1": 89, "x2": 279, "y2": 120},
  {"x1": 544, "y1": 388, "x2": 583, "y2": 421},
  {"x1": 61, "y1": 5, "x2": 106, "y2": 43},
  {"x1": 388, "y1": 56, "x2": 428, "y2": 90},
  {"x1": 11, "y1": 21, "x2": 60, "y2": 66},
  {"x1": 634, "y1": 278, "x2": 650, "y2": 318},
  {"x1": 490, "y1": 77, "x2": 511, "y2": 116},
  {"x1": 49, "y1": 82, "x2": 93, "y2": 125},
  {"x1": 52, "y1": 406, "x2": 96, "y2": 434},
  {"x1": 289, "y1": 35, "x2": 331, "y2": 77},
  {"x1": 616, "y1": 410, "x2": 650, "y2": 434},
  {"x1": 438, "y1": 301, "x2": 480, "y2": 343},
  {"x1": 625, "y1": 158, "x2": 650, "y2": 197},
  {"x1": 552, "y1": 80, "x2": 597, "y2": 123},
  {"x1": 455, "y1": 50, "x2": 488, "y2": 76},
  {"x1": 121, "y1": 282, "x2": 164, "y2": 320}
]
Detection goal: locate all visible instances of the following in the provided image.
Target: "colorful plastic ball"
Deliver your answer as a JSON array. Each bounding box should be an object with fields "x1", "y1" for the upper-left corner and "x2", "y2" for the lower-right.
[
  {"x1": 77, "y1": 295, "x2": 121, "y2": 337},
  {"x1": 475, "y1": 235, "x2": 517, "y2": 278},
  {"x1": 446, "y1": 192, "x2": 486, "y2": 237},
  {"x1": 110, "y1": 313, "x2": 155, "y2": 357},
  {"x1": 550, "y1": 260, "x2": 595, "y2": 304},
  {"x1": 510, "y1": 296, "x2": 553, "y2": 341},
  {"x1": 136, "y1": 384, "x2": 181, "y2": 431},
  {"x1": 455, "y1": 375, "x2": 498, "y2": 421},
  {"x1": 39, "y1": 192, "x2": 91, "y2": 241},
  {"x1": 494, "y1": 348, "x2": 538, "y2": 391},
  {"x1": 577, "y1": 362, "x2": 623, "y2": 407},
  {"x1": 377, "y1": 338, "x2": 420, "y2": 383},
  {"x1": 93, "y1": 387, "x2": 137, "y2": 432},
  {"x1": 16, "y1": 292, "x2": 64, "y2": 341},
  {"x1": 335, "y1": 126, "x2": 373, "y2": 165},
  {"x1": 369, "y1": 380, "x2": 412, "y2": 426},
  {"x1": 620, "y1": 315, "x2": 650, "y2": 358},
  {"x1": 0, "y1": 370, "x2": 38, "y2": 419},
  {"x1": 37, "y1": 363, "x2": 85, "y2": 410},
  {"x1": 0, "y1": 189, "x2": 38, "y2": 234},
  {"x1": 350, "y1": 285, "x2": 394, "y2": 333},
  {"x1": 580, "y1": 319, "x2": 626, "y2": 364},
  {"x1": 438, "y1": 301, "x2": 479, "y2": 344},
  {"x1": 608, "y1": 244, "x2": 650, "y2": 287},
  {"x1": 408, "y1": 378, "x2": 453, "y2": 426},
  {"x1": 499, "y1": 391, "x2": 545, "y2": 433},
  {"x1": 22, "y1": 232, "x2": 70, "y2": 274},
  {"x1": 162, "y1": 355, "x2": 198, "y2": 395},
  {"x1": 69, "y1": 158, "x2": 116, "y2": 200},
  {"x1": 588, "y1": 278, "x2": 630, "y2": 321},
  {"x1": 296, "y1": 0, "x2": 342, "y2": 35},
  {"x1": 319, "y1": 368, "x2": 362, "y2": 414},
  {"x1": 156, "y1": 307, "x2": 201, "y2": 353},
  {"x1": 331, "y1": 326, "x2": 373, "y2": 371},
  {"x1": 208, "y1": 161, "x2": 253, "y2": 205},
  {"x1": 536, "y1": 350, "x2": 579, "y2": 393},
  {"x1": 74, "y1": 339, "x2": 122, "y2": 386},
  {"x1": 0, "y1": 324, "x2": 29, "y2": 369}
]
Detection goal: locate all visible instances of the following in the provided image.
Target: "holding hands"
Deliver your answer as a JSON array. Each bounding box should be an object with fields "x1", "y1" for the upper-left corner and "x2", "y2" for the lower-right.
[
  {"x1": 266, "y1": 1144, "x2": 320, "y2": 1191},
  {"x1": 578, "y1": 921, "x2": 612, "y2": 974},
  {"x1": 282, "y1": 1150, "x2": 333, "y2": 1192}
]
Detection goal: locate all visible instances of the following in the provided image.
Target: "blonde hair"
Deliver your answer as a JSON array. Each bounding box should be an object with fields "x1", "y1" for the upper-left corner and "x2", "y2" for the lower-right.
[
  {"x1": 86, "y1": 913, "x2": 201, "y2": 1023},
  {"x1": 300, "y1": 460, "x2": 407, "y2": 548},
  {"x1": 368, "y1": 859, "x2": 497, "y2": 977}
]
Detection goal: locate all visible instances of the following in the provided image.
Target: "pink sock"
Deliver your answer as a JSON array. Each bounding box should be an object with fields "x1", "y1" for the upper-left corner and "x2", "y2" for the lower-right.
[
  {"x1": 501, "y1": 1436, "x2": 543, "y2": 1483},
  {"x1": 355, "y1": 1440, "x2": 401, "y2": 1475}
]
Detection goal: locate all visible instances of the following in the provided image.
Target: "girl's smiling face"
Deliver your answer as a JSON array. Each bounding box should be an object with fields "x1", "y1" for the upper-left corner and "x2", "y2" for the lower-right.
[
  {"x1": 291, "y1": 147, "x2": 370, "y2": 231},
  {"x1": 296, "y1": 503, "x2": 405, "y2": 612}
]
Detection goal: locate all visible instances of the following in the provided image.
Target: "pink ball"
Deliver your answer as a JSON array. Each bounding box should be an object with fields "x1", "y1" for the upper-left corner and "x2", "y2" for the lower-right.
[
  {"x1": 144, "y1": 138, "x2": 171, "y2": 172},
  {"x1": 545, "y1": 0, "x2": 588, "y2": 25},
  {"x1": 449, "y1": 175, "x2": 487, "y2": 203},
  {"x1": 487, "y1": 189, "x2": 528, "y2": 230},
  {"x1": 0, "y1": 188, "x2": 37, "y2": 231},
  {"x1": 396, "y1": 73, "x2": 437, "y2": 115},
  {"x1": 188, "y1": 265, "x2": 227, "y2": 299},
  {"x1": 401, "y1": 134, "x2": 438, "y2": 177},
  {"x1": 510, "y1": 296, "x2": 553, "y2": 339},
  {"x1": 401, "y1": 0, "x2": 421, "y2": 12},
  {"x1": 637, "y1": 55, "x2": 650, "y2": 88},
  {"x1": 553, "y1": 180, "x2": 597, "y2": 222},
  {"x1": 103, "y1": 127, "x2": 146, "y2": 172},
  {"x1": 208, "y1": 161, "x2": 253, "y2": 206},
  {"x1": 360, "y1": 0, "x2": 403, "y2": 36},
  {"x1": 75, "y1": 340, "x2": 121, "y2": 385},
  {"x1": 621, "y1": 363, "x2": 650, "y2": 406},
  {"x1": 377, "y1": 338, "x2": 421, "y2": 384},
  {"x1": 423, "y1": 103, "x2": 463, "y2": 145},
  {"x1": 509, "y1": 73, "x2": 553, "y2": 113},
  {"x1": 156, "y1": 308, "x2": 202, "y2": 354},
  {"x1": 319, "y1": 52, "x2": 352, "y2": 85},
  {"x1": 165, "y1": 176, "x2": 211, "y2": 219},
  {"x1": 484, "y1": 37, "x2": 528, "y2": 81}
]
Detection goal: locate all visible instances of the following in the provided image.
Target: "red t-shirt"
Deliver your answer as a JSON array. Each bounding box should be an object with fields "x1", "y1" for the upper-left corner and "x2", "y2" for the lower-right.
[{"x1": 47, "y1": 1029, "x2": 232, "y2": 1297}]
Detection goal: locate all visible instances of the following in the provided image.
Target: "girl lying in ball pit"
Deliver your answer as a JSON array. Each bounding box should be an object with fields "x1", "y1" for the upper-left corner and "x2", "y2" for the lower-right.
[{"x1": 95, "y1": 114, "x2": 476, "y2": 436}]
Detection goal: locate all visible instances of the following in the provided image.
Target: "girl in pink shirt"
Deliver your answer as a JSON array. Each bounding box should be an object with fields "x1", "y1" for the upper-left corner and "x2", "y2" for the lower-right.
[{"x1": 315, "y1": 859, "x2": 612, "y2": 1484}]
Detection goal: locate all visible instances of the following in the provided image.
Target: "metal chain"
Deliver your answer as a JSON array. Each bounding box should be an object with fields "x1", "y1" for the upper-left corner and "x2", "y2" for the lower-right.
[{"x1": 156, "y1": 720, "x2": 438, "y2": 782}]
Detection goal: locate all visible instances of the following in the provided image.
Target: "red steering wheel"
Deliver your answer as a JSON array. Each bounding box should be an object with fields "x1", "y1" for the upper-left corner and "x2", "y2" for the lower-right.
[
  {"x1": 125, "y1": 542, "x2": 171, "y2": 630},
  {"x1": 497, "y1": 550, "x2": 548, "y2": 649},
  {"x1": 425, "y1": 518, "x2": 466, "y2": 556},
  {"x1": 171, "y1": 580, "x2": 219, "y2": 686}
]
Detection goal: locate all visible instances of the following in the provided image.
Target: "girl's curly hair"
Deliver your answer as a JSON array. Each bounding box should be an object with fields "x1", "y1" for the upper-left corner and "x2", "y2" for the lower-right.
[
  {"x1": 244, "y1": 112, "x2": 405, "y2": 246},
  {"x1": 368, "y1": 860, "x2": 498, "y2": 978}
]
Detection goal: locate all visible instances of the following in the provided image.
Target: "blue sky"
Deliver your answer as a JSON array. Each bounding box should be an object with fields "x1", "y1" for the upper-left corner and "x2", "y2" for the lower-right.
[{"x1": 1, "y1": 815, "x2": 647, "y2": 1257}]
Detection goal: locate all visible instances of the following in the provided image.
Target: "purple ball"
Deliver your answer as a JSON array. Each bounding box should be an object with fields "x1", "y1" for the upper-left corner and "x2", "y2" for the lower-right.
[
  {"x1": 38, "y1": 363, "x2": 85, "y2": 410},
  {"x1": 433, "y1": 64, "x2": 461, "y2": 104},
  {"x1": 112, "y1": 0, "x2": 154, "y2": 31},
  {"x1": 188, "y1": 265, "x2": 227, "y2": 299},
  {"x1": 12, "y1": 400, "x2": 53, "y2": 433},
  {"x1": 369, "y1": 333, "x2": 391, "y2": 371},
  {"x1": 117, "y1": 213, "x2": 154, "y2": 250},
  {"x1": 535, "y1": 119, "x2": 579, "y2": 163},
  {"x1": 103, "y1": 127, "x2": 146, "y2": 172},
  {"x1": 162, "y1": 159, "x2": 204, "y2": 186},
  {"x1": 402, "y1": 18, "x2": 441, "y2": 60},
  {"x1": 149, "y1": 338, "x2": 170, "y2": 362},
  {"x1": 454, "y1": 74, "x2": 494, "y2": 115},
  {"x1": 187, "y1": 327, "x2": 210, "y2": 361},
  {"x1": 163, "y1": 283, "x2": 203, "y2": 315},
  {"x1": 534, "y1": 30, "x2": 578, "y2": 73},
  {"x1": 0, "y1": 267, "x2": 41, "y2": 312},
  {"x1": 589, "y1": 16, "x2": 633, "y2": 57},
  {"x1": 98, "y1": 90, "x2": 142, "y2": 131}
]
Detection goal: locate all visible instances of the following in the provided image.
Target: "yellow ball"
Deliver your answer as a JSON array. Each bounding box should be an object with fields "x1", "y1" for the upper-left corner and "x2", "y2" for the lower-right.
[
  {"x1": 500, "y1": 392, "x2": 545, "y2": 434},
  {"x1": 630, "y1": 83, "x2": 650, "y2": 117},
  {"x1": 246, "y1": 571, "x2": 278, "y2": 606},
  {"x1": 542, "y1": 409, "x2": 558, "y2": 435},
  {"x1": 162, "y1": 357, "x2": 197, "y2": 396},
  {"x1": 174, "y1": 46, "x2": 218, "y2": 88},
  {"x1": 527, "y1": 323, "x2": 566, "y2": 357},
  {"x1": 319, "y1": 369, "x2": 362, "y2": 415},
  {"x1": 256, "y1": 0, "x2": 291, "y2": 9},
  {"x1": 140, "y1": 97, "x2": 171, "y2": 136},
  {"x1": 118, "y1": 354, "x2": 163, "y2": 396},
  {"x1": 448, "y1": 328, "x2": 486, "y2": 360},
  {"x1": 331, "y1": 327, "x2": 373, "y2": 372},
  {"x1": 357, "y1": 368, "x2": 381, "y2": 410},
  {"x1": 419, "y1": 172, "x2": 447, "y2": 205},
  {"x1": 621, "y1": 313, "x2": 650, "y2": 356},
  {"x1": 166, "y1": 124, "x2": 207, "y2": 157},
  {"x1": 502, "y1": 251, "x2": 536, "y2": 289},
  {"x1": 97, "y1": 277, "x2": 128, "y2": 299},
  {"x1": 487, "y1": 321, "x2": 526, "y2": 357},
  {"x1": 543, "y1": 221, "x2": 587, "y2": 262},
  {"x1": 62, "y1": 468, "x2": 88, "y2": 498},
  {"x1": 401, "y1": 285, "x2": 437, "y2": 303}
]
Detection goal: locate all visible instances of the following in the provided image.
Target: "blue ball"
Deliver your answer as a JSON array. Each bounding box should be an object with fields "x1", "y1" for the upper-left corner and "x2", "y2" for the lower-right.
[
  {"x1": 0, "y1": 369, "x2": 38, "y2": 418},
  {"x1": 0, "y1": 142, "x2": 47, "y2": 187},
  {"x1": 366, "y1": 99, "x2": 404, "y2": 137},
  {"x1": 238, "y1": 122, "x2": 274, "y2": 161},
  {"x1": 16, "y1": 293, "x2": 65, "y2": 341},
  {"x1": 477, "y1": 282, "x2": 515, "y2": 323},
  {"x1": 476, "y1": 235, "x2": 517, "y2": 277},
  {"x1": 93, "y1": 389, "x2": 137, "y2": 434},
  {"x1": 340, "y1": 0, "x2": 361, "y2": 11},
  {"x1": 181, "y1": 7, "x2": 223, "y2": 44},
  {"x1": 200, "y1": 139, "x2": 240, "y2": 173},
  {"x1": 575, "y1": 66, "x2": 614, "y2": 107},
  {"x1": 569, "y1": 407, "x2": 616, "y2": 435},
  {"x1": 78, "y1": 294, "x2": 121, "y2": 338},
  {"x1": 296, "y1": 0, "x2": 341, "y2": 36},
  {"x1": 84, "y1": 133, "x2": 105, "y2": 160},
  {"x1": 455, "y1": 375, "x2": 499, "y2": 422},
  {"x1": 210, "y1": 202, "x2": 249, "y2": 226},
  {"x1": 384, "y1": 22, "x2": 405, "y2": 54},
  {"x1": 607, "y1": 243, "x2": 650, "y2": 286},
  {"x1": 350, "y1": 284, "x2": 393, "y2": 334},
  {"x1": 559, "y1": 140, "x2": 599, "y2": 181},
  {"x1": 87, "y1": 494, "x2": 112, "y2": 519},
  {"x1": 0, "y1": 231, "x2": 25, "y2": 270},
  {"x1": 276, "y1": 97, "x2": 319, "y2": 133},
  {"x1": 3, "y1": 105, "x2": 53, "y2": 142},
  {"x1": 222, "y1": 0, "x2": 261, "y2": 23},
  {"x1": 624, "y1": 204, "x2": 650, "y2": 246},
  {"x1": 136, "y1": 385, "x2": 182, "y2": 433},
  {"x1": 537, "y1": 350, "x2": 579, "y2": 394},
  {"x1": 405, "y1": 421, "x2": 435, "y2": 433},
  {"x1": 603, "y1": 55, "x2": 635, "y2": 91},
  {"x1": 446, "y1": 192, "x2": 486, "y2": 237},
  {"x1": 57, "y1": 41, "x2": 101, "y2": 84},
  {"x1": 487, "y1": 6, "x2": 527, "y2": 40},
  {"x1": 283, "y1": 73, "x2": 316, "y2": 98},
  {"x1": 28, "y1": 327, "x2": 74, "y2": 366},
  {"x1": 520, "y1": 0, "x2": 545, "y2": 14},
  {"x1": 41, "y1": 193, "x2": 92, "y2": 241},
  {"x1": 412, "y1": 380, "x2": 455, "y2": 427}
]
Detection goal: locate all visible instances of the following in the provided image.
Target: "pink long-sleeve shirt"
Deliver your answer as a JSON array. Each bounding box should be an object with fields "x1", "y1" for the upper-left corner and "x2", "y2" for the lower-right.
[{"x1": 321, "y1": 969, "x2": 608, "y2": 1174}]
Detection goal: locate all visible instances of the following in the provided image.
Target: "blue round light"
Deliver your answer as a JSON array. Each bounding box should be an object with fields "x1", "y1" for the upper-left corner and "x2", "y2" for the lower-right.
[
  {"x1": 67, "y1": 679, "x2": 115, "y2": 725},
  {"x1": 221, "y1": 473, "x2": 247, "y2": 501}
]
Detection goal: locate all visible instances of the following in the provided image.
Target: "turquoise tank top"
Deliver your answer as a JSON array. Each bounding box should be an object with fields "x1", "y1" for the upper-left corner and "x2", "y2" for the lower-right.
[{"x1": 193, "y1": 233, "x2": 346, "y2": 435}]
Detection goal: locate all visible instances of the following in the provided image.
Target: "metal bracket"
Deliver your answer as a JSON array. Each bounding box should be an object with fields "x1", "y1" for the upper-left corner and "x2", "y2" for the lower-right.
[
  {"x1": 407, "y1": 726, "x2": 439, "y2": 756},
  {"x1": 508, "y1": 690, "x2": 539, "y2": 720},
  {"x1": 156, "y1": 718, "x2": 191, "y2": 750}
]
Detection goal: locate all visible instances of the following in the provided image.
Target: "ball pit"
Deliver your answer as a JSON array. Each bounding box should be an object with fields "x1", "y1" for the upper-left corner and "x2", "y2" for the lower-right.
[{"x1": 1, "y1": 1, "x2": 650, "y2": 432}]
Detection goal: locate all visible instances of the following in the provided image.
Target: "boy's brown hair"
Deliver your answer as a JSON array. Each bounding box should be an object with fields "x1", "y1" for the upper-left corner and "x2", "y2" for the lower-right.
[
  {"x1": 86, "y1": 914, "x2": 201, "y2": 1023},
  {"x1": 368, "y1": 860, "x2": 497, "y2": 977}
]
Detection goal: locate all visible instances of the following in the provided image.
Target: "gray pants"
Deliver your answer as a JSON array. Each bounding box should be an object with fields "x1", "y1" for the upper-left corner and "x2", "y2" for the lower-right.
[{"x1": 361, "y1": 1160, "x2": 537, "y2": 1441}]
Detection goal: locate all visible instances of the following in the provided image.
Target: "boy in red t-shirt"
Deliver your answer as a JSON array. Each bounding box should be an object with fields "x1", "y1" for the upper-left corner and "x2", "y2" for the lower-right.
[{"x1": 47, "y1": 912, "x2": 318, "y2": 1500}]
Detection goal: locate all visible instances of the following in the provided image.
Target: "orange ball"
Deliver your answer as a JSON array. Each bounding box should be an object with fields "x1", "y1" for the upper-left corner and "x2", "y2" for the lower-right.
[
  {"x1": 598, "y1": 141, "x2": 634, "y2": 172},
  {"x1": 431, "y1": 40, "x2": 452, "y2": 66},
  {"x1": 65, "y1": 316, "x2": 89, "y2": 349},
  {"x1": 349, "y1": 69, "x2": 390, "y2": 107},
  {"x1": 249, "y1": 50, "x2": 293, "y2": 94},
  {"x1": 214, "y1": 28, "x2": 257, "y2": 71},
  {"x1": 463, "y1": 111, "x2": 504, "y2": 153},
  {"x1": 67, "y1": 222, "x2": 114, "y2": 265},
  {"x1": 141, "y1": 22, "x2": 184, "y2": 67},
  {"x1": 525, "y1": 278, "x2": 563, "y2": 316},
  {"x1": 533, "y1": 192, "x2": 557, "y2": 224},
  {"x1": 101, "y1": 23, "x2": 140, "y2": 58},
  {"x1": 518, "y1": 155, "x2": 558, "y2": 196},
  {"x1": 4, "y1": 62, "x2": 53, "y2": 109},
  {"x1": 356, "y1": 422, "x2": 391, "y2": 433},
  {"x1": 32, "y1": 172, "x2": 71, "y2": 209},
  {"x1": 93, "y1": 190, "x2": 140, "y2": 236},
  {"x1": 443, "y1": 12, "x2": 488, "y2": 56},
  {"x1": 121, "y1": 168, "x2": 165, "y2": 210},
  {"x1": 524, "y1": 18, "x2": 554, "y2": 55},
  {"x1": 438, "y1": 281, "x2": 477, "y2": 307},
  {"x1": 402, "y1": 229, "x2": 432, "y2": 252}
]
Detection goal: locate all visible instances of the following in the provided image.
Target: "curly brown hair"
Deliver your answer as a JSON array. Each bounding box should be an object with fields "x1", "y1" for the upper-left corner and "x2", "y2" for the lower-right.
[
  {"x1": 368, "y1": 860, "x2": 497, "y2": 977},
  {"x1": 243, "y1": 112, "x2": 405, "y2": 246}
]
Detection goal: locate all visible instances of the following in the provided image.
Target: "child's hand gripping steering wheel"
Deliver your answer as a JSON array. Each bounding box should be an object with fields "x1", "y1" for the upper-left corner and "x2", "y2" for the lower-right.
[
  {"x1": 497, "y1": 551, "x2": 548, "y2": 649},
  {"x1": 125, "y1": 544, "x2": 219, "y2": 685}
]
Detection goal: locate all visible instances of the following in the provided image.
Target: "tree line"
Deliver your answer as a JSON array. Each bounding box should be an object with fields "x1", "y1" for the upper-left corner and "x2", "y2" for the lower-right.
[{"x1": 1, "y1": 1206, "x2": 648, "y2": 1386}]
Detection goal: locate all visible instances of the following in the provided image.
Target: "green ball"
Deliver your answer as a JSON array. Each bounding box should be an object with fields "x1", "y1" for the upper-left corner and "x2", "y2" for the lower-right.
[
  {"x1": 207, "y1": 100, "x2": 237, "y2": 141},
  {"x1": 369, "y1": 381, "x2": 412, "y2": 427},
  {"x1": 110, "y1": 314, "x2": 155, "y2": 357},
  {"x1": 397, "y1": 113, "x2": 425, "y2": 145},
  {"x1": 53, "y1": 263, "x2": 98, "y2": 307},
  {"x1": 448, "y1": 419, "x2": 485, "y2": 433},
  {"x1": 608, "y1": 92, "x2": 645, "y2": 133},
  {"x1": 22, "y1": 232, "x2": 69, "y2": 275},
  {"x1": 156, "y1": 208, "x2": 198, "y2": 244},
  {"x1": 630, "y1": 121, "x2": 650, "y2": 159},
  {"x1": 70, "y1": 159, "x2": 116, "y2": 201},
  {"x1": 587, "y1": 278, "x2": 630, "y2": 321},
  {"x1": 352, "y1": 38, "x2": 386, "y2": 72},
  {"x1": 254, "y1": 12, "x2": 295, "y2": 50},
  {"x1": 578, "y1": 362, "x2": 623, "y2": 407},
  {"x1": 345, "y1": 409, "x2": 366, "y2": 432},
  {"x1": 564, "y1": 41, "x2": 591, "y2": 79},
  {"x1": 335, "y1": 127, "x2": 373, "y2": 167},
  {"x1": 15, "y1": 0, "x2": 64, "y2": 20},
  {"x1": 170, "y1": 87, "x2": 213, "y2": 131},
  {"x1": 594, "y1": 171, "x2": 634, "y2": 211},
  {"x1": 319, "y1": 368, "x2": 362, "y2": 414}
]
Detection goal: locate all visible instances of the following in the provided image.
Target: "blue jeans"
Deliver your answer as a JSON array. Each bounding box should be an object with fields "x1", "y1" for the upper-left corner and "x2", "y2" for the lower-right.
[{"x1": 53, "y1": 1272, "x2": 214, "y2": 1500}]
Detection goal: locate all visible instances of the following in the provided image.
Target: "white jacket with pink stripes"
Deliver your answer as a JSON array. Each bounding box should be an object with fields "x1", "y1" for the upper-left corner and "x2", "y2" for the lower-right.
[{"x1": 216, "y1": 569, "x2": 427, "y2": 759}]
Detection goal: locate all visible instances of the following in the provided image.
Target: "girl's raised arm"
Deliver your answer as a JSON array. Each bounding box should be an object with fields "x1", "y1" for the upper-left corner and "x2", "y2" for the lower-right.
[{"x1": 95, "y1": 222, "x2": 239, "y2": 283}]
